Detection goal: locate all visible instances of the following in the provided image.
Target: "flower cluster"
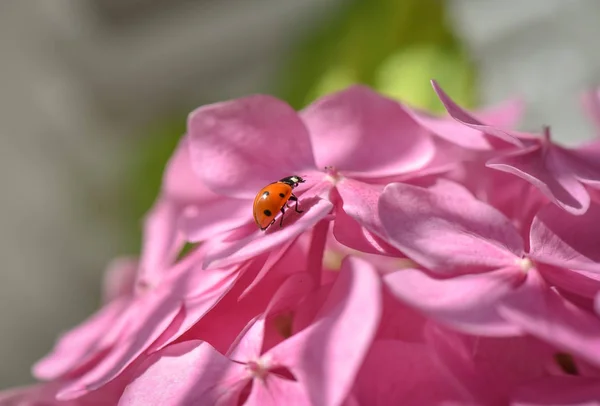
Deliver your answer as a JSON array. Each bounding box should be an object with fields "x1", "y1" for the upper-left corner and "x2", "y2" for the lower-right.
[{"x1": 4, "y1": 81, "x2": 600, "y2": 405}]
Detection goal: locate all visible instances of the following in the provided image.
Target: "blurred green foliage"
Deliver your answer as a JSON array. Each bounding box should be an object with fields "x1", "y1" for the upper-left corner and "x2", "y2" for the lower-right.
[
  {"x1": 275, "y1": 0, "x2": 476, "y2": 112},
  {"x1": 121, "y1": 116, "x2": 186, "y2": 253},
  {"x1": 122, "y1": 0, "x2": 476, "y2": 252}
]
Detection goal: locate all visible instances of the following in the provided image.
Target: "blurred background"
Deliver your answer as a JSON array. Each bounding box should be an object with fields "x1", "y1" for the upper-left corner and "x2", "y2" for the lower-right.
[{"x1": 0, "y1": 0, "x2": 599, "y2": 389}]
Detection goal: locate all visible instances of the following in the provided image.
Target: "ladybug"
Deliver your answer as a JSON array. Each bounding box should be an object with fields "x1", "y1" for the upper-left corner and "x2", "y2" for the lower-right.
[{"x1": 253, "y1": 175, "x2": 305, "y2": 231}]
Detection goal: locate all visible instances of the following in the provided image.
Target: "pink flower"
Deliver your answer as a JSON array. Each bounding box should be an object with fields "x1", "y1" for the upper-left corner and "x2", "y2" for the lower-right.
[
  {"x1": 513, "y1": 377, "x2": 600, "y2": 405},
  {"x1": 346, "y1": 339, "x2": 470, "y2": 405},
  {"x1": 380, "y1": 180, "x2": 600, "y2": 355},
  {"x1": 157, "y1": 234, "x2": 316, "y2": 356},
  {"x1": 0, "y1": 384, "x2": 69, "y2": 406},
  {"x1": 36, "y1": 220, "x2": 330, "y2": 401},
  {"x1": 138, "y1": 82, "x2": 524, "y2": 275},
  {"x1": 425, "y1": 323, "x2": 600, "y2": 406},
  {"x1": 425, "y1": 323, "x2": 552, "y2": 406},
  {"x1": 402, "y1": 89, "x2": 525, "y2": 151},
  {"x1": 182, "y1": 86, "x2": 441, "y2": 268},
  {"x1": 431, "y1": 80, "x2": 600, "y2": 215},
  {"x1": 34, "y1": 246, "x2": 269, "y2": 400},
  {"x1": 136, "y1": 136, "x2": 248, "y2": 286},
  {"x1": 33, "y1": 257, "x2": 140, "y2": 383},
  {"x1": 0, "y1": 377, "x2": 126, "y2": 405},
  {"x1": 442, "y1": 163, "x2": 550, "y2": 243},
  {"x1": 14, "y1": 79, "x2": 600, "y2": 405},
  {"x1": 120, "y1": 257, "x2": 382, "y2": 406}
]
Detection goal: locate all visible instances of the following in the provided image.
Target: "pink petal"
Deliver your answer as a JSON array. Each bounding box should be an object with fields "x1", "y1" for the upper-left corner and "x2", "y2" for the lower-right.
[
  {"x1": 0, "y1": 379, "x2": 127, "y2": 405},
  {"x1": 32, "y1": 297, "x2": 130, "y2": 381},
  {"x1": 0, "y1": 384, "x2": 81, "y2": 406},
  {"x1": 538, "y1": 263, "x2": 600, "y2": 299},
  {"x1": 424, "y1": 323, "x2": 499, "y2": 405},
  {"x1": 119, "y1": 340, "x2": 248, "y2": 406},
  {"x1": 512, "y1": 376, "x2": 600, "y2": 406},
  {"x1": 375, "y1": 289, "x2": 427, "y2": 342},
  {"x1": 179, "y1": 197, "x2": 253, "y2": 243},
  {"x1": 400, "y1": 137, "x2": 474, "y2": 178},
  {"x1": 258, "y1": 272, "x2": 316, "y2": 353},
  {"x1": 333, "y1": 179, "x2": 402, "y2": 255},
  {"x1": 203, "y1": 196, "x2": 333, "y2": 269},
  {"x1": 56, "y1": 288, "x2": 182, "y2": 399},
  {"x1": 301, "y1": 85, "x2": 434, "y2": 177},
  {"x1": 228, "y1": 317, "x2": 265, "y2": 362},
  {"x1": 181, "y1": 253, "x2": 298, "y2": 354},
  {"x1": 343, "y1": 395, "x2": 361, "y2": 406},
  {"x1": 476, "y1": 96, "x2": 525, "y2": 129},
  {"x1": 332, "y1": 205, "x2": 395, "y2": 256},
  {"x1": 557, "y1": 141, "x2": 600, "y2": 188},
  {"x1": 572, "y1": 357, "x2": 600, "y2": 379},
  {"x1": 351, "y1": 340, "x2": 468, "y2": 405},
  {"x1": 402, "y1": 94, "x2": 524, "y2": 151},
  {"x1": 269, "y1": 257, "x2": 382, "y2": 406},
  {"x1": 379, "y1": 182, "x2": 524, "y2": 275},
  {"x1": 0, "y1": 386, "x2": 32, "y2": 404},
  {"x1": 265, "y1": 272, "x2": 316, "y2": 316},
  {"x1": 148, "y1": 263, "x2": 244, "y2": 352},
  {"x1": 138, "y1": 198, "x2": 185, "y2": 286},
  {"x1": 487, "y1": 145, "x2": 590, "y2": 215},
  {"x1": 245, "y1": 375, "x2": 312, "y2": 406},
  {"x1": 161, "y1": 136, "x2": 253, "y2": 244},
  {"x1": 384, "y1": 267, "x2": 525, "y2": 336},
  {"x1": 530, "y1": 202, "x2": 600, "y2": 272},
  {"x1": 427, "y1": 177, "x2": 480, "y2": 199},
  {"x1": 102, "y1": 257, "x2": 138, "y2": 304},
  {"x1": 431, "y1": 80, "x2": 529, "y2": 147},
  {"x1": 499, "y1": 270, "x2": 600, "y2": 368},
  {"x1": 448, "y1": 162, "x2": 549, "y2": 235},
  {"x1": 592, "y1": 187, "x2": 600, "y2": 203},
  {"x1": 181, "y1": 295, "x2": 267, "y2": 356},
  {"x1": 402, "y1": 104, "x2": 494, "y2": 151},
  {"x1": 472, "y1": 336, "x2": 552, "y2": 392},
  {"x1": 0, "y1": 385, "x2": 42, "y2": 404},
  {"x1": 290, "y1": 284, "x2": 333, "y2": 335},
  {"x1": 188, "y1": 95, "x2": 316, "y2": 198},
  {"x1": 238, "y1": 236, "x2": 307, "y2": 301},
  {"x1": 162, "y1": 135, "x2": 211, "y2": 202},
  {"x1": 425, "y1": 323, "x2": 551, "y2": 405}
]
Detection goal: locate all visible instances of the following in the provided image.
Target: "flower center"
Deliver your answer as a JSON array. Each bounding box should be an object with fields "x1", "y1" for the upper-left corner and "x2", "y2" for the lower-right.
[
  {"x1": 246, "y1": 360, "x2": 269, "y2": 380},
  {"x1": 516, "y1": 257, "x2": 534, "y2": 273},
  {"x1": 323, "y1": 166, "x2": 342, "y2": 185}
]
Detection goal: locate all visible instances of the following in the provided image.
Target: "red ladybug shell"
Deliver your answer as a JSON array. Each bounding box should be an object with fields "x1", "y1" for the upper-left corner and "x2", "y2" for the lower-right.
[
  {"x1": 253, "y1": 183, "x2": 293, "y2": 230},
  {"x1": 253, "y1": 175, "x2": 304, "y2": 230}
]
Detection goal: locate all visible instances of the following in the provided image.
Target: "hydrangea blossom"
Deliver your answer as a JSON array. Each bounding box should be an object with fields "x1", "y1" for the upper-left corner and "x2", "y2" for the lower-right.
[{"x1": 3, "y1": 80, "x2": 600, "y2": 405}]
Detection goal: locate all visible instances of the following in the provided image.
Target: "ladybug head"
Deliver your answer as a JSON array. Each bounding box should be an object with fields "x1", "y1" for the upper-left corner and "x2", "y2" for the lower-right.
[{"x1": 279, "y1": 175, "x2": 305, "y2": 188}]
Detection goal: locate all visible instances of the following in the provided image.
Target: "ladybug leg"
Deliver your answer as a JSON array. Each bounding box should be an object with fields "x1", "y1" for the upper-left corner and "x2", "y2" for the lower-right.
[
  {"x1": 289, "y1": 194, "x2": 303, "y2": 213},
  {"x1": 279, "y1": 207, "x2": 286, "y2": 228}
]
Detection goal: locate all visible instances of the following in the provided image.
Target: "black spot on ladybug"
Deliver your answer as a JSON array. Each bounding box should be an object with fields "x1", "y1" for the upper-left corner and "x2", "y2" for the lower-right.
[
  {"x1": 279, "y1": 193, "x2": 285, "y2": 198},
  {"x1": 263, "y1": 209, "x2": 272, "y2": 217},
  {"x1": 262, "y1": 191, "x2": 270, "y2": 198}
]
